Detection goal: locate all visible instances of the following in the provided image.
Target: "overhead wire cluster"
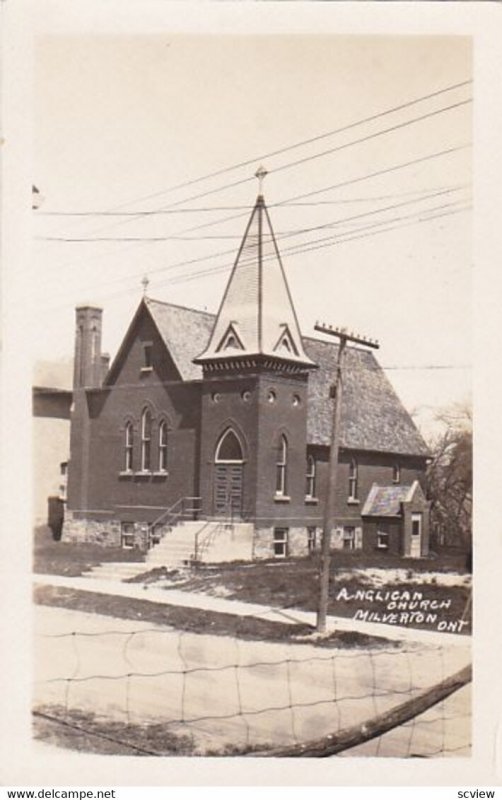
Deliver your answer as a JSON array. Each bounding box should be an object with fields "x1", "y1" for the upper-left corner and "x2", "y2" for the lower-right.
[{"x1": 34, "y1": 78, "x2": 472, "y2": 312}]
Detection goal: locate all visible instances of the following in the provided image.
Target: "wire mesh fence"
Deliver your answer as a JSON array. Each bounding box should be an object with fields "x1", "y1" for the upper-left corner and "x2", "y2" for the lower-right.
[{"x1": 33, "y1": 605, "x2": 471, "y2": 757}]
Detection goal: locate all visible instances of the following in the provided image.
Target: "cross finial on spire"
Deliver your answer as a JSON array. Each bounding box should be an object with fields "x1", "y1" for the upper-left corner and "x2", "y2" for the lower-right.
[
  {"x1": 255, "y1": 165, "x2": 268, "y2": 196},
  {"x1": 141, "y1": 275, "x2": 149, "y2": 296}
]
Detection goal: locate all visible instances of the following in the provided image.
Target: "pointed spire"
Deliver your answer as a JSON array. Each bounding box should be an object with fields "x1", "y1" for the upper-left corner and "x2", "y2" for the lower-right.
[{"x1": 193, "y1": 181, "x2": 316, "y2": 371}]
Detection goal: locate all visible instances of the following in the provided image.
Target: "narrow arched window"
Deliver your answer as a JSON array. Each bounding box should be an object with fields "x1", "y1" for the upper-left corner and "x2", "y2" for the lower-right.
[
  {"x1": 276, "y1": 435, "x2": 288, "y2": 496},
  {"x1": 348, "y1": 457, "x2": 358, "y2": 500},
  {"x1": 158, "y1": 421, "x2": 168, "y2": 472},
  {"x1": 392, "y1": 463, "x2": 401, "y2": 484},
  {"x1": 141, "y1": 409, "x2": 152, "y2": 471},
  {"x1": 306, "y1": 455, "x2": 316, "y2": 498},
  {"x1": 124, "y1": 422, "x2": 134, "y2": 472}
]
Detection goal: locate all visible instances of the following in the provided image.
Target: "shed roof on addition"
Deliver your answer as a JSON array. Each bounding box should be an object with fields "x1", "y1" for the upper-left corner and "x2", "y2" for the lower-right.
[{"x1": 361, "y1": 482, "x2": 422, "y2": 517}]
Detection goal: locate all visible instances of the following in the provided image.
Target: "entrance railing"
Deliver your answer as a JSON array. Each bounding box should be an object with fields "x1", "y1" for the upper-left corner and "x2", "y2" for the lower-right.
[
  {"x1": 147, "y1": 496, "x2": 201, "y2": 548},
  {"x1": 193, "y1": 497, "x2": 235, "y2": 563}
]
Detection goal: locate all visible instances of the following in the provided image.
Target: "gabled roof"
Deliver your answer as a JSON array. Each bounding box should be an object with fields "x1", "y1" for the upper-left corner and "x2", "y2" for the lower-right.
[
  {"x1": 193, "y1": 195, "x2": 316, "y2": 369},
  {"x1": 303, "y1": 337, "x2": 430, "y2": 456},
  {"x1": 361, "y1": 482, "x2": 419, "y2": 517},
  {"x1": 145, "y1": 298, "x2": 214, "y2": 381},
  {"x1": 135, "y1": 297, "x2": 429, "y2": 457}
]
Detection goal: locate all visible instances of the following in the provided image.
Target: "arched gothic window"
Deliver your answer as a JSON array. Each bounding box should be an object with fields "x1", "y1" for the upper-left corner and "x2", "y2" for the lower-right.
[
  {"x1": 348, "y1": 457, "x2": 358, "y2": 500},
  {"x1": 275, "y1": 435, "x2": 288, "y2": 496},
  {"x1": 215, "y1": 428, "x2": 244, "y2": 463},
  {"x1": 158, "y1": 421, "x2": 168, "y2": 472},
  {"x1": 306, "y1": 455, "x2": 316, "y2": 498},
  {"x1": 141, "y1": 409, "x2": 152, "y2": 471},
  {"x1": 124, "y1": 422, "x2": 134, "y2": 472}
]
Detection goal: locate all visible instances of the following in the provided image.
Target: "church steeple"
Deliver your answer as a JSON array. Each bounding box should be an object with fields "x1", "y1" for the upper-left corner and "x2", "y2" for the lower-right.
[{"x1": 194, "y1": 170, "x2": 316, "y2": 372}]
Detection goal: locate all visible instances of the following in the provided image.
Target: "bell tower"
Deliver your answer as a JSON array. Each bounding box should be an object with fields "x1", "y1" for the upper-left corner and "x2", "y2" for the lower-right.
[{"x1": 194, "y1": 168, "x2": 317, "y2": 526}]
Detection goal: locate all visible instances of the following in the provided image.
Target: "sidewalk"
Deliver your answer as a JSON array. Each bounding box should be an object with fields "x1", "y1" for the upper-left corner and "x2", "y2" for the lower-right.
[{"x1": 33, "y1": 572, "x2": 471, "y2": 648}]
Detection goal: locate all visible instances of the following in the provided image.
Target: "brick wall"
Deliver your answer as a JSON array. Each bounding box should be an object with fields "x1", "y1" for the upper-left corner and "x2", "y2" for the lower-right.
[
  {"x1": 66, "y1": 308, "x2": 202, "y2": 523},
  {"x1": 362, "y1": 519, "x2": 402, "y2": 555},
  {"x1": 313, "y1": 448, "x2": 428, "y2": 527},
  {"x1": 198, "y1": 368, "x2": 311, "y2": 526}
]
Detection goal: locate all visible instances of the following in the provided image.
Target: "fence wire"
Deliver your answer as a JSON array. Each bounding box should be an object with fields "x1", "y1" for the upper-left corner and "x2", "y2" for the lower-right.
[{"x1": 34, "y1": 619, "x2": 471, "y2": 757}]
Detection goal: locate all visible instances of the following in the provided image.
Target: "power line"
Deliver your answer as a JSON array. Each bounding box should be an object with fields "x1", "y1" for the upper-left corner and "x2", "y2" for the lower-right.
[
  {"x1": 87, "y1": 95, "x2": 472, "y2": 236},
  {"x1": 44, "y1": 201, "x2": 469, "y2": 310},
  {"x1": 132, "y1": 193, "x2": 472, "y2": 285},
  {"x1": 166, "y1": 203, "x2": 471, "y2": 287},
  {"x1": 167, "y1": 144, "x2": 471, "y2": 237},
  {"x1": 42, "y1": 78, "x2": 471, "y2": 230},
  {"x1": 43, "y1": 200, "x2": 470, "y2": 312},
  {"x1": 38, "y1": 185, "x2": 468, "y2": 244},
  {"x1": 38, "y1": 185, "x2": 461, "y2": 218},
  {"x1": 43, "y1": 201, "x2": 470, "y2": 310},
  {"x1": 35, "y1": 143, "x2": 471, "y2": 277}
]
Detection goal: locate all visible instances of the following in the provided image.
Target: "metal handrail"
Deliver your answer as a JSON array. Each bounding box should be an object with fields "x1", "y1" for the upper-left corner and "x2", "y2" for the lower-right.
[
  {"x1": 193, "y1": 519, "x2": 218, "y2": 563},
  {"x1": 193, "y1": 497, "x2": 235, "y2": 563},
  {"x1": 148, "y1": 496, "x2": 202, "y2": 548},
  {"x1": 152, "y1": 496, "x2": 201, "y2": 528}
]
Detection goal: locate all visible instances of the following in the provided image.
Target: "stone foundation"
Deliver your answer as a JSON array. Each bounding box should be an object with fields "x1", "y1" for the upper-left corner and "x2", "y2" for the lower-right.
[
  {"x1": 61, "y1": 511, "x2": 167, "y2": 551},
  {"x1": 253, "y1": 526, "x2": 311, "y2": 559}
]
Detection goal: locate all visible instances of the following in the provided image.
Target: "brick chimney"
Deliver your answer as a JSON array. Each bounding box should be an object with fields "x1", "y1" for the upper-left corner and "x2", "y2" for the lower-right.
[{"x1": 73, "y1": 306, "x2": 104, "y2": 389}]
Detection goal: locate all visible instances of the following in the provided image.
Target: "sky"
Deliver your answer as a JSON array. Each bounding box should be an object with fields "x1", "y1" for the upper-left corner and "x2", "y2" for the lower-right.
[{"x1": 32, "y1": 33, "x2": 472, "y2": 438}]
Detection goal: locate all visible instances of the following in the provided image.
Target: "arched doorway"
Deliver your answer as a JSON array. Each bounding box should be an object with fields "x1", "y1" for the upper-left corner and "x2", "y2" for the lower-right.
[{"x1": 214, "y1": 428, "x2": 244, "y2": 517}]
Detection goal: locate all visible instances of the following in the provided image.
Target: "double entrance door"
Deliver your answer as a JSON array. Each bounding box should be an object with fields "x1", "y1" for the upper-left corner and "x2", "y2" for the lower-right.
[{"x1": 214, "y1": 463, "x2": 243, "y2": 517}]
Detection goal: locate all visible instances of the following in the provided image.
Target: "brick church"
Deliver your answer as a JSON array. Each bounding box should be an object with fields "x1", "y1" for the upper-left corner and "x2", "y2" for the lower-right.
[{"x1": 62, "y1": 183, "x2": 431, "y2": 562}]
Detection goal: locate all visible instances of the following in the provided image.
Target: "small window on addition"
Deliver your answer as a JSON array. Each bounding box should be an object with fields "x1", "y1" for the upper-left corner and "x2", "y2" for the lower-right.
[
  {"x1": 343, "y1": 526, "x2": 356, "y2": 550},
  {"x1": 121, "y1": 522, "x2": 135, "y2": 549},
  {"x1": 273, "y1": 527, "x2": 289, "y2": 558},
  {"x1": 377, "y1": 529, "x2": 389, "y2": 550},
  {"x1": 393, "y1": 464, "x2": 401, "y2": 483},
  {"x1": 141, "y1": 342, "x2": 153, "y2": 371},
  {"x1": 307, "y1": 526, "x2": 317, "y2": 553}
]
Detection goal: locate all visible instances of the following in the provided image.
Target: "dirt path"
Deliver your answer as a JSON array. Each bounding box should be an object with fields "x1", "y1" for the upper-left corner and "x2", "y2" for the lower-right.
[
  {"x1": 34, "y1": 604, "x2": 471, "y2": 756},
  {"x1": 33, "y1": 573, "x2": 470, "y2": 647}
]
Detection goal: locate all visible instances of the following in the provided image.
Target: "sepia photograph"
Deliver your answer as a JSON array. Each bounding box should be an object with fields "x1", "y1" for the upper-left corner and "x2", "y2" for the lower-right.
[
  {"x1": 6, "y1": 2, "x2": 502, "y2": 790},
  {"x1": 29, "y1": 29, "x2": 473, "y2": 763}
]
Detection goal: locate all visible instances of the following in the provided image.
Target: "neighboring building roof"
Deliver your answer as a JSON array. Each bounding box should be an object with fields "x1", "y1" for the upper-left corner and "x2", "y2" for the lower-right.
[
  {"x1": 361, "y1": 482, "x2": 419, "y2": 517},
  {"x1": 32, "y1": 386, "x2": 73, "y2": 420},
  {"x1": 193, "y1": 195, "x2": 316, "y2": 369},
  {"x1": 142, "y1": 298, "x2": 429, "y2": 457}
]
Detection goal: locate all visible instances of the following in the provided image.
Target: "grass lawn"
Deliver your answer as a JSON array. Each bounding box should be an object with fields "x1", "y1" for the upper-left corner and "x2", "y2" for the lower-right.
[
  {"x1": 151, "y1": 550, "x2": 472, "y2": 635},
  {"x1": 33, "y1": 705, "x2": 195, "y2": 756},
  {"x1": 34, "y1": 584, "x2": 399, "y2": 650},
  {"x1": 34, "y1": 527, "x2": 471, "y2": 636},
  {"x1": 33, "y1": 526, "x2": 144, "y2": 577}
]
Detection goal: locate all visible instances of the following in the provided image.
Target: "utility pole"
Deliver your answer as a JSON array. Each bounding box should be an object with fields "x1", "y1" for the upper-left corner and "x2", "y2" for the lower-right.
[{"x1": 315, "y1": 322, "x2": 379, "y2": 633}]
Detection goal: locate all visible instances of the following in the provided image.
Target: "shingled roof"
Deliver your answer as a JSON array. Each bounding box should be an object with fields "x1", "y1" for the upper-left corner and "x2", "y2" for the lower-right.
[
  {"x1": 146, "y1": 299, "x2": 214, "y2": 381},
  {"x1": 303, "y1": 337, "x2": 429, "y2": 456},
  {"x1": 361, "y1": 481, "x2": 426, "y2": 516},
  {"x1": 144, "y1": 298, "x2": 429, "y2": 457}
]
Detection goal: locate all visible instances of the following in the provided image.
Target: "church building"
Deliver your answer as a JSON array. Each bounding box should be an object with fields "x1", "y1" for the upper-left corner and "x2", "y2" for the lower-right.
[{"x1": 62, "y1": 181, "x2": 431, "y2": 562}]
